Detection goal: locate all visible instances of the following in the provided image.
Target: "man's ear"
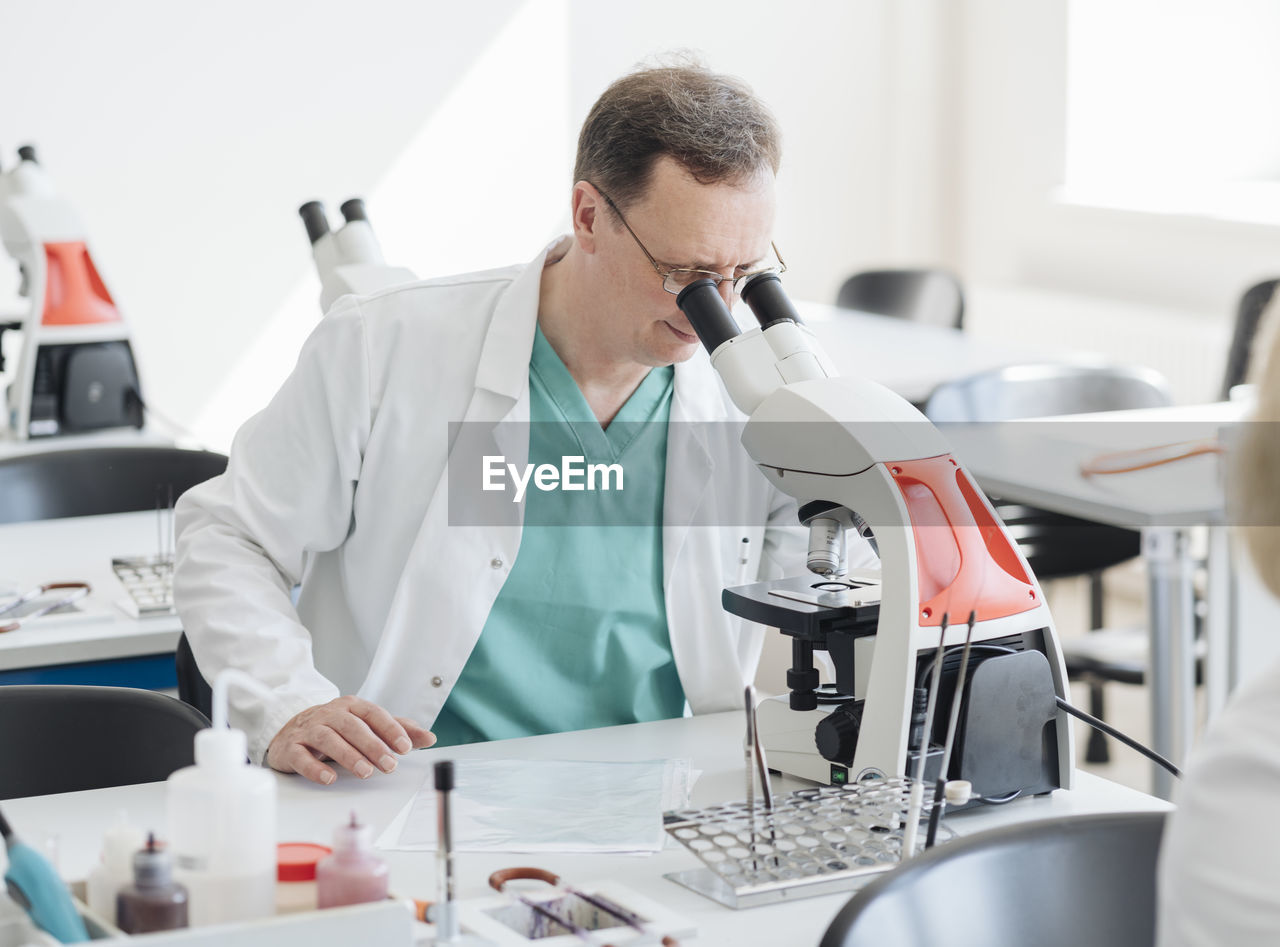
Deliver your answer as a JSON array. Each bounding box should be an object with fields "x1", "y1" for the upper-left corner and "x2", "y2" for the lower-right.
[{"x1": 570, "y1": 181, "x2": 605, "y2": 254}]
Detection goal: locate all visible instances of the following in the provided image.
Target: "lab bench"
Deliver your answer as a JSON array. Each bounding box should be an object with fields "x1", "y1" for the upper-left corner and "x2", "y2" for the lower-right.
[{"x1": 3, "y1": 710, "x2": 1169, "y2": 946}]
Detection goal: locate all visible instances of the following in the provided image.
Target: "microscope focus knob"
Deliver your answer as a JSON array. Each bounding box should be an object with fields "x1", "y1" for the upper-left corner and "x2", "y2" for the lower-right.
[{"x1": 815, "y1": 700, "x2": 864, "y2": 765}]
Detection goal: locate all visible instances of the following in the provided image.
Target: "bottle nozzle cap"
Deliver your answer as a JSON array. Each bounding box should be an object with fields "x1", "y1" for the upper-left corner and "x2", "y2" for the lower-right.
[
  {"x1": 944, "y1": 779, "x2": 973, "y2": 806},
  {"x1": 195, "y1": 727, "x2": 248, "y2": 768},
  {"x1": 101, "y1": 812, "x2": 145, "y2": 868},
  {"x1": 333, "y1": 812, "x2": 373, "y2": 853},
  {"x1": 132, "y1": 832, "x2": 173, "y2": 887}
]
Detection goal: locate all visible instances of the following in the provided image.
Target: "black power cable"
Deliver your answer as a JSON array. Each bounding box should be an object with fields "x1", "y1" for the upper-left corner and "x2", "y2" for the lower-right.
[{"x1": 1056, "y1": 696, "x2": 1183, "y2": 780}]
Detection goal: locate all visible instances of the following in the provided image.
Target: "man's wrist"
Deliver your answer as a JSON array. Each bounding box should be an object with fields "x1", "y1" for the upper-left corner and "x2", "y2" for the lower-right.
[{"x1": 252, "y1": 689, "x2": 338, "y2": 765}]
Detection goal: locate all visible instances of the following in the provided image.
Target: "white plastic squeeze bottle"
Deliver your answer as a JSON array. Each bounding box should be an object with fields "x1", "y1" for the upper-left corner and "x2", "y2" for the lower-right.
[{"x1": 166, "y1": 669, "x2": 277, "y2": 926}]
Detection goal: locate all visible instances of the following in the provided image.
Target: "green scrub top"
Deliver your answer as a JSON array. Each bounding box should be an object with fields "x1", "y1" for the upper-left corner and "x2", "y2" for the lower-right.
[{"x1": 431, "y1": 326, "x2": 683, "y2": 746}]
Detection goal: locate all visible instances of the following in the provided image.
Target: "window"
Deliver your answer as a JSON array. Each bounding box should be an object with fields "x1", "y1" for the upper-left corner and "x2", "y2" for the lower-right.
[{"x1": 1062, "y1": 0, "x2": 1280, "y2": 225}]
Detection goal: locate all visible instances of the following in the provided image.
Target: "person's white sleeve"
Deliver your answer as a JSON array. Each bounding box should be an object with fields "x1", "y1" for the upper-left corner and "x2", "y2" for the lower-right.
[
  {"x1": 174, "y1": 299, "x2": 372, "y2": 763},
  {"x1": 1157, "y1": 663, "x2": 1280, "y2": 946}
]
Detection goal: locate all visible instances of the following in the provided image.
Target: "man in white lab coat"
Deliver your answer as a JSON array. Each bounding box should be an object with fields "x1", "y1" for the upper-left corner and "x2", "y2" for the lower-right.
[{"x1": 175, "y1": 62, "x2": 874, "y2": 784}]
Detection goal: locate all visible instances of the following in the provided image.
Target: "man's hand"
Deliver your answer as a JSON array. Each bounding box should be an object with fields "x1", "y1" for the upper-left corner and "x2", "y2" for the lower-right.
[{"x1": 266, "y1": 695, "x2": 436, "y2": 785}]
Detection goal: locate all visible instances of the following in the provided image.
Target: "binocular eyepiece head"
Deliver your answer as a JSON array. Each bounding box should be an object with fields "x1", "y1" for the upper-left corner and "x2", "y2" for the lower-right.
[{"x1": 675, "y1": 271, "x2": 802, "y2": 356}]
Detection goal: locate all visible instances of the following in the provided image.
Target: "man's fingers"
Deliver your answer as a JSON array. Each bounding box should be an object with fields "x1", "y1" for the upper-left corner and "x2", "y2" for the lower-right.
[
  {"x1": 328, "y1": 713, "x2": 400, "y2": 774},
  {"x1": 394, "y1": 716, "x2": 437, "y2": 749},
  {"x1": 279, "y1": 743, "x2": 337, "y2": 786},
  {"x1": 348, "y1": 700, "x2": 414, "y2": 756},
  {"x1": 305, "y1": 724, "x2": 380, "y2": 779}
]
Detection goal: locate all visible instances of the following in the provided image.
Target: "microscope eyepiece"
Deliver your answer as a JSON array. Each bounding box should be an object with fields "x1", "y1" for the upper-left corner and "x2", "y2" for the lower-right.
[
  {"x1": 298, "y1": 201, "x2": 330, "y2": 244},
  {"x1": 740, "y1": 270, "x2": 804, "y2": 328},
  {"x1": 339, "y1": 198, "x2": 368, "y2": 223},
  {"x1": 675, "y1": 278, "x2": 741, "y2": 354}
]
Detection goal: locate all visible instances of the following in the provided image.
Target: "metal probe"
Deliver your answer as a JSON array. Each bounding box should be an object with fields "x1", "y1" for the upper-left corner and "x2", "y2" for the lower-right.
[
  {"x1": 927, "y1": 610, "x2": 977, "y2": 848},
  {"x1": 434, "y1": 760, "x2": 460, "y2": 943},
  {"x1": 752, "y1": 698, "x2": 774, "y2": 814},
  {"x1": 744, "y1": 685, "x2": 758, "y2": 863},
  {"x1": 902, "y1": 614, "x2": 949, "y2": 859}
]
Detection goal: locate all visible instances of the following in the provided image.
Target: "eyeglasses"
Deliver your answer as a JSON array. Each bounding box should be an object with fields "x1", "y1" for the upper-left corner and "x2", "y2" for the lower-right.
[
  {"x1": 0, "y1": 581, "x2": 91, "y2": 634},
  {"x1": 595, "y1": 188, "x2": 786, "y2": 295}
]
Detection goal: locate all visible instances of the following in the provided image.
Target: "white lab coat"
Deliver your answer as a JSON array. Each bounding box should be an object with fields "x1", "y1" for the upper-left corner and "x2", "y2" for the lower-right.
[
  {"x1": 176, "y1": 238, "x2": 866, "y2": 762},
  {"x1": 1157, "y1": 654, "x2": 1280, "y2": 946}
]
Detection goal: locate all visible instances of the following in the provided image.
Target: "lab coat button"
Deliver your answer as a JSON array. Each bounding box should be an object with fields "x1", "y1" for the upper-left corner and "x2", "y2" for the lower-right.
[
  {"x1": 490, "y1": 557, "x2": 504, "y2": 570},
  {"x1": 431, "y1": 676, "x2": 444, "y2": 687}
]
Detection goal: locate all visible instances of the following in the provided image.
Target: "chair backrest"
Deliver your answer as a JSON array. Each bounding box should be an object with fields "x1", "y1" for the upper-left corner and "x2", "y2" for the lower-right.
[
  {"x1": 820, "y1": 810, "x2": 1167, "y2": 947},
  {"x1": 923, "y1": 362, "x2": 1173, "y2": 424},
  {"x1": 0, "y1": 446, "x2": 227, "y2": 524},
  {"x1": 835, "y1": 268, "x2": 966, "y2": 330},
  {"x1": 923, "y1": 364, "x2": 1172, "y2": 582},
  {"x1": 0, "y1": 685, "x2": 210, "y2": 799},
  {"x1": 1221, "y1": 277, "x2": 1280, "y2": 399}
]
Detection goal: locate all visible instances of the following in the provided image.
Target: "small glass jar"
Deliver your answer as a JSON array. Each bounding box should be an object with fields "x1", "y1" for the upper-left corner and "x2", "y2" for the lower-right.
[{"x1": 275, "y1": 842, "x2": 332, "y2": 914}]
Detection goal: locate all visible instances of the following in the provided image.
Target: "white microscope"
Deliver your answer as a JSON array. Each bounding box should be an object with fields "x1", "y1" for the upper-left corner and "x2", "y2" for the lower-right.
[
  {"x1": 298, "y1": 198, "x2": 416, "y2": 314},
  {"x1": 0, "y1": 145, "x2": 144, "y2": 440},
  {"x1": 676, "y1": 274, "x2": 1074, "y2": 804}
]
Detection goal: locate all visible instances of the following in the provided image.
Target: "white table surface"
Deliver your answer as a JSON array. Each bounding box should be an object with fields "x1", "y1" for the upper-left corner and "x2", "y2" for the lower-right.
[
  {"x1": 3, "y1": 712, "x2": 1169, "y2": 946},
  {"x1": 938, "y1": 401, "x2": 1240, "y2": 528},
  {"x1": 797, "y1": 301, "x2": 1083, "y2": 405},
  {"x1": 0, "y1": 510, "x2": 181, "y2": 670}
]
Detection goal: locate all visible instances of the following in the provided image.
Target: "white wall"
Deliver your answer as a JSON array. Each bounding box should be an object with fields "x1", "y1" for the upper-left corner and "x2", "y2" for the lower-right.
[
  {"x1": 955, "y1": 0, "x2": 1280, "y2": 392},
  {"x1": 1, "y1": 0, "x2": 915, "y2": 449},
  {"x1": 7, "y1": 0, "x2": 1269, "y2": 443}
]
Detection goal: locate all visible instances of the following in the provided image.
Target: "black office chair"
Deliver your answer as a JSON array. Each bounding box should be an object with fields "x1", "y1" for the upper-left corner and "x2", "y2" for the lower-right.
[
  {"x1": 820, "y1": 811, "x2": 1167, "y2": 947},
  {"x1": 175, "y1": 632, "x2": 213, "y2": 719},
  {"x1": 923, "y1": 363, "x2": 1174, "y2": 763},
  {"x1": 1220, "y1": 277, "x2": 1279, "y2": 400},
  {"x1": 0, "y1": 685, "x2": 209, "y2": 799},
  {"x1": 0, "y1": 445, "x2": 228, "y2": 525},
  {"x1": 835, "y1": 268, "x2": 965, "y2": 330},
  {"x1": 923, "y1": 363, "x2": 1172, "y2": 424}
]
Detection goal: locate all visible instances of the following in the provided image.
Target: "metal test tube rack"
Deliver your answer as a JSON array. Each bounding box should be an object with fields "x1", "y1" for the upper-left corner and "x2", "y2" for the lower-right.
[{"x1": 662, "y1": 778, "x2": 953, "y2": 910}]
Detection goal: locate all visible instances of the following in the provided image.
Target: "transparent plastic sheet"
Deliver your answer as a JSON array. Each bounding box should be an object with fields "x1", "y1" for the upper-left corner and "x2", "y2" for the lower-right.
[{"x1": 377, "y1": 759, "x2": 694, "y2": 854}]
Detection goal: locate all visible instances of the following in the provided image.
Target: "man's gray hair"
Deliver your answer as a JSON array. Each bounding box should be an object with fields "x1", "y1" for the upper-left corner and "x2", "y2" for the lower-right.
[{"x1": 574, "y1": 61, "x2": 782, "y2": 211}]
